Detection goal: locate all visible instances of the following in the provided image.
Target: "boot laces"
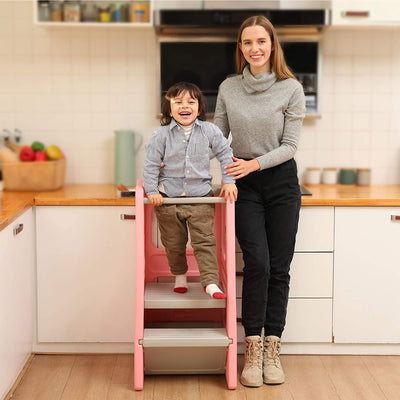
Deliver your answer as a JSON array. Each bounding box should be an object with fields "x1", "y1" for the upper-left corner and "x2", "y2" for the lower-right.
[
  {"x1": 265, "y1": 339, "x2": 281, "y2": 367},
  {"x1": 245, "y1": 339, "x2": 263, "y2": 368}
]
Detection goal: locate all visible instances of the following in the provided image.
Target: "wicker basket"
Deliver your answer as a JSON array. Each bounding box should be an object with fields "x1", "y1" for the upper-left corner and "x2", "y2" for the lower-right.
[{"x1": 2, "y1": 159, "x2": 66, "y2": 191}]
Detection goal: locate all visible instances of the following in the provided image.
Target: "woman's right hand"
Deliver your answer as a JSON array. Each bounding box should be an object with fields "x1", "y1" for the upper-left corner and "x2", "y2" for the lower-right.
[
  {"x1": 225, "y1": 157, "x2": 260, "y2": 179},
  {"x1": 148, "y1": 193, "x2": 164, "y2": 206}
]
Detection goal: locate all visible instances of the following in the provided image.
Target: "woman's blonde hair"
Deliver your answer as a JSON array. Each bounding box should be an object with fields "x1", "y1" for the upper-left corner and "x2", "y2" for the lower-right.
[{"x1": 236, "y1": 15, "x2": 296, "y2": 80}]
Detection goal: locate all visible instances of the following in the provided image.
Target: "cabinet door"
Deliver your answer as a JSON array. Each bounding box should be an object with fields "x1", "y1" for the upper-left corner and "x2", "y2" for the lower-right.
[
  {"x1": 0, "y1": 209, "x2": 34, "y2": 400},
  {"x1": 332, "y1": 0, "x2": 400, "y2": 25},
  {"x1": 334, "y1": 207, "x2": 400, "y2": 343},
  {"x1": 36, "y1": 206, "x2": 135, "y2": 343}
]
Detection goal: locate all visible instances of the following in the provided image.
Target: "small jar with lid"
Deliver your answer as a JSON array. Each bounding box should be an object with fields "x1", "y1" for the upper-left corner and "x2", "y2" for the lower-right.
[
  {"x1": 356, "y1": 168, "x2": 371, "y2": 186},
  {"x1": 339, "y1": 168, "x2": 356, "y2": 185},
  {"x1": 322, "y1": 167, "x2": 338, "y2": 185},
  {"x1": 63, "y1": 0, "x2": 81, "y2": 22},
  {"x1": 305, "y1": 167, "x2": 321, "y2": 185},
  {"x1": 50, "y1": 0, "x2": 63, "y2": 21}
]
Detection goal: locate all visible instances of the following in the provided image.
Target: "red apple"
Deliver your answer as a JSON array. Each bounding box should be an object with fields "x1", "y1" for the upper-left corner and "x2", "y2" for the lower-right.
[
  {"x1": 34, "y1": 150, "x2": 47, "y2": 162},
  {"x1": 19, "y1": 145, "x2": 35, "y2": 161}
]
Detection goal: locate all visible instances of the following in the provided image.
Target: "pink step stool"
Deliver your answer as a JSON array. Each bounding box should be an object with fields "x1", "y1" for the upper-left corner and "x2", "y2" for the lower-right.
[{"x1": 134, "y1": 179, "x2": 237, "y2": 390}]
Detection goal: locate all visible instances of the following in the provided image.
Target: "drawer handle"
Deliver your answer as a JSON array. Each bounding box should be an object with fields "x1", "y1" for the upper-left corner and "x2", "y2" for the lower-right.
[
  {"x1": 120, "y1": 214, "x2": 136, "y2": 220},
  {"x1": 391, "y1": 215, "x2": 400, "y2": 222},
  {"x1": 342, "y1": 10, "x2": 370, "y2": 17},
  {"x1": 13, "y1": 223, "x2": 24, "y2": 235}
]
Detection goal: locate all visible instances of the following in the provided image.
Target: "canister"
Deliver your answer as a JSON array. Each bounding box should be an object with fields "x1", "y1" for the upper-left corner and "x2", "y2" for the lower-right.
[
  {"x1": 322, "y1": 167, "x2": 337, "y2": 184},
  {"x1": 339, "y1": 168, "x2": 356, "y2": 185},
  {"x1": 305, "y1": 167, "x2": 321, "y2": 185},
  {"x1": 130, "y1": 1, "x2": 149, "y2": 23},
  {"x1": 356, "y1": 168, "x2": 371, "y2": 186}
]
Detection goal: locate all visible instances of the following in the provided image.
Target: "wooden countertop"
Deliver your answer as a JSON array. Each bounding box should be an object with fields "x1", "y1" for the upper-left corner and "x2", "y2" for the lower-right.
[{"x1": 2, "y1": 184, "x2": 400, "y2": 232}]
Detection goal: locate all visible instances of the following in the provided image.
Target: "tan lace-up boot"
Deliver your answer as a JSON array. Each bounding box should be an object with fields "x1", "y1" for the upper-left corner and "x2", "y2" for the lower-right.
[
  {"x1": 240, "y1": 335, "x2": 263, "y2": 387},
  {"x1": 263, "y1": 335, "x2": 285, "y2": 384}
]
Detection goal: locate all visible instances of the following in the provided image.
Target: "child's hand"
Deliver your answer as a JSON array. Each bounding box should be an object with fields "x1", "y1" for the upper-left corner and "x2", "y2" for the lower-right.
[
  {"x1": 220, "y1": 183, "x2": 238, "y2": 203},
  {"x1": 148, "y1": 193, "x2": 164, "y2": 206}
]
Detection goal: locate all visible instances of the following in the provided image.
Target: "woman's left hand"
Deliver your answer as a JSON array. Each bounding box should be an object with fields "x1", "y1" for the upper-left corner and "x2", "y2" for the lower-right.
[{"x1": 225, "y1": 157, "x2": 260, "y2": 179}]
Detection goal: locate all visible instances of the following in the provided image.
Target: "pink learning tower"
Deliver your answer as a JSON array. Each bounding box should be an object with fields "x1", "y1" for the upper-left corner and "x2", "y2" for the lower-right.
[{"x1": 134, "y1": 179, "x2": 237, "y2": 390}]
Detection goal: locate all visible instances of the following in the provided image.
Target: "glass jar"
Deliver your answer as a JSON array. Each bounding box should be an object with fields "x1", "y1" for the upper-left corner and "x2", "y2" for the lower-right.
[
  {"x1": 111, "y1": 3, "x2": 123, "y2": 22},
  {"x1": 82, "y1": 1, "x2": 97, "y2": 22},
  {"x1": 50, "y1": 0, "x2": 63, "y2": 22},
  {"x1": 63, "y1": 0, "x2": 81, "y2": 22},
  {"x1": 98, "y1": 5, "x2": 111, "y2": 22},
  {"x1": 38, "y1": 1, "x2": 50, "y2": 22}
]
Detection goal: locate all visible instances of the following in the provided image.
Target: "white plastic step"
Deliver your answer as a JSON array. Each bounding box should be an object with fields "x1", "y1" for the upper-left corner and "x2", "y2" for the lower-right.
[
  {"x1": 145, "y1": 282, "x2": 226, "y2": 309},
  {"x1": 142, "y1": 327, "x2": 231, "y2": 348}
]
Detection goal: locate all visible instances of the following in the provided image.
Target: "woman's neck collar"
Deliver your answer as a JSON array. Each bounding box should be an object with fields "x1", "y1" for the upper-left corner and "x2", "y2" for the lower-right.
[{"x1": 249, "y1": 63, "x2": 271, "y2": 76}]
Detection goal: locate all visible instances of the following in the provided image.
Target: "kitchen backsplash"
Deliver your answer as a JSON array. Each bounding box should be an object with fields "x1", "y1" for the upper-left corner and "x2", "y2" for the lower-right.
[{"x1": 1, "y1": 1, "x2": 399, "y2": 184}]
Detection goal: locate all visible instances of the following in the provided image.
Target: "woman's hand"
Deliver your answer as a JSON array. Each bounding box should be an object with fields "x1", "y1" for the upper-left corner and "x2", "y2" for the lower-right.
[
  {"x1": 220, "y1": 183, "x2": 238, "y2": 202},
  {"x1": 225, "y1": 157, "x2": 260, "y2": 179},
  {"x1": 148, "y1": 193, "x2": 164, "y2": 206}
]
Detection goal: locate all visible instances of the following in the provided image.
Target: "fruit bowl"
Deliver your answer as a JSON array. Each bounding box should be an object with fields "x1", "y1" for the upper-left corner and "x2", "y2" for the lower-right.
[{"x1": 2, "y1": 158, "x2": 66, "y2": 191}]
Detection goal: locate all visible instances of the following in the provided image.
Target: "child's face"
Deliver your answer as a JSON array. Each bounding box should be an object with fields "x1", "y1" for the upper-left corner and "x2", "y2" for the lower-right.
[{"x1": 170, "y1": 91, "x2": 199, "y2": 126}]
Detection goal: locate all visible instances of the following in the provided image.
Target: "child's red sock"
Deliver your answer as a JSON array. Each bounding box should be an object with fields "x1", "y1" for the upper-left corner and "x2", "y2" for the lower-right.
[
  {"x1": 174, "y1": 274, "x2": 188, "y2": 294},
  {"x1": 204, "y1": 284, "x2": 226, "y2": 299}
]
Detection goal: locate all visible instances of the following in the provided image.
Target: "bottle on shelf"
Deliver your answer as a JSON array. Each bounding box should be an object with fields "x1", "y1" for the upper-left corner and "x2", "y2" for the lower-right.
[
  {"x1": 38, "y1": 0, "x2": 51, "y2": 21},
  {"x1": 81, "y1": 1, "x2": 98, "y2": 22},
  {"x1": 111, "y1": 3, "x2": 123, "y2": 22},
  {"x1": 49, "y1": 0, "x2": 63, "y2": 22},
  {"x1": 98, "y1": 5, "x2": 111, "y2": 22},
  {"x1": 63, "y1": 0, "x2": 81, "y2": 22}
]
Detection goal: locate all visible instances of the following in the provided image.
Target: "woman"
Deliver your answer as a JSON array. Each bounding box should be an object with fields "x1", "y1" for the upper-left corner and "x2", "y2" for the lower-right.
[{"x1": 214, "y1": 15, "x2": 305, "y2": 387}]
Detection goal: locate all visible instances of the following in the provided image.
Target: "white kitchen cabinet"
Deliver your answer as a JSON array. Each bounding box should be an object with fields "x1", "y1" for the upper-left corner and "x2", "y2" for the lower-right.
[
  {"x1": 0, "y1": 209, "x2": 34, "y2": 400},
  {"x1": 334, "y1": 207, "x2": 400, "y2": 343},
  {"x1": 331, "y1": 0, "x2": 400, "y2": 26},
  {"x1": 36, "y1": 206, "x2": 135, "y2": 343},
  {"x1": 236, "y1": 206, "x2": 334, "y2": 344}
]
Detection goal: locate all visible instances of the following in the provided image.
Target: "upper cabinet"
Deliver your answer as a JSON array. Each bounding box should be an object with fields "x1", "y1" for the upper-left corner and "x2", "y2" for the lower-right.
[
  {"x1": 34, "y1": 0, "x2": 153, "y2": 27},
  {"x1": 331, "y1": 0, "x2": 400, "y2": 26}
]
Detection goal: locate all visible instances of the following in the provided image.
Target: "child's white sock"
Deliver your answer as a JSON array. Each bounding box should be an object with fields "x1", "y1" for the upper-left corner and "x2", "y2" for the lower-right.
[
  {"x1": 174, "y1": 274, "x2": 188, "y2": 293},
  {"x1": 205, "y1": 283, "x2": 226, "y2": 299}
]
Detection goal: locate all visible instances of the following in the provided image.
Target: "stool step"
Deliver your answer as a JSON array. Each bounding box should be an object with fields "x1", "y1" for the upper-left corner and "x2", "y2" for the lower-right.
[
  {"x1": 145, "y1": 282, "x2": 226, "y2": 309},
  {"x1": 142, "y1": 327, "x2": 231, "y2": 348}
]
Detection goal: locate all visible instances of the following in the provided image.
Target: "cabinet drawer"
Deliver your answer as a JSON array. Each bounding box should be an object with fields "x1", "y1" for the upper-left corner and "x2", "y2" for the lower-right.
[
  {"x1": 237, "y1": 299, "x2": 332, "y2": 343},
  {"x1": 295, "y1": 207, "x2": 334, "y2": 252},
  {"x1": 235, "y1": 253, "x2": 333, "y2": 298}
]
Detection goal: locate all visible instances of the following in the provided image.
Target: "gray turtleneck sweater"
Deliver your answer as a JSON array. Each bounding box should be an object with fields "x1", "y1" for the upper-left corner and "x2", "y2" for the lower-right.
[{"x1": 214, "y1": 66, "x2": 306, "y2": 171}]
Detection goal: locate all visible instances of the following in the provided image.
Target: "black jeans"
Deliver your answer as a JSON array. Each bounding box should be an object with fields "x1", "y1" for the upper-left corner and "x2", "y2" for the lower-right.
[{"x1": 236, "y1": 159, "x2": 301, "y2": 338}]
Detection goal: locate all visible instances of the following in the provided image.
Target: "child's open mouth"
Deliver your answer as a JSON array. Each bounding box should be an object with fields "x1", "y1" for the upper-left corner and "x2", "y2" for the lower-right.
[{"x1": 179, "y1": 112, "x2": 191, "y2": 116}]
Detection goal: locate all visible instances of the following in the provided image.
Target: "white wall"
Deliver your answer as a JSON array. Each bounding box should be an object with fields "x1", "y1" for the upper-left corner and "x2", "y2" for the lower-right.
[{"x1": 1, "y1": 1, "x2": 400, "y2": 185}]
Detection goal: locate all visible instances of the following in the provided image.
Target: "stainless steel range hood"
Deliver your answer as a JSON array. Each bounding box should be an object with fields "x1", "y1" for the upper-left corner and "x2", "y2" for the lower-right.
[{"x1": 154, "y1": 8, "x2": 330, "y2": 39}]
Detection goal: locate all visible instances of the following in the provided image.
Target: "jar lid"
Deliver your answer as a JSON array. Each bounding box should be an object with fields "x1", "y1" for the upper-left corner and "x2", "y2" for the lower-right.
[
  {"x1": 323, "y1": 167, "x2": 337, "y2": 171},
  {"x1": 306, "y1": 167, "x2": 320, "y2": 170},
  {"x1": 357, "y1": 168, "x2": 371, "y2": 171}
]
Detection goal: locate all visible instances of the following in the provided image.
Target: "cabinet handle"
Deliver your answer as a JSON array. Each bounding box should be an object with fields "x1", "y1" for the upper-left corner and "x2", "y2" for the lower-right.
[
  {"x1": 391, "y1": 215, "x2": 400, "y2": 222},
  {"x1": 120, "y1": 214, "x2": 136, "y2": 220},
  {"x1": 342, "y1": 10, "x2": 370, "y2": 17},
  {"x1": 13, "y1": 223, "x2": 24, "y2": 235}
]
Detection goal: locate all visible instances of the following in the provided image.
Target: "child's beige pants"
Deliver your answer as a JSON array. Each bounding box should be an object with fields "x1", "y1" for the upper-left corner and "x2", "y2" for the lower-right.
[{"x1": 155, "y1": 199, "x2": 219, "y2": 287}]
